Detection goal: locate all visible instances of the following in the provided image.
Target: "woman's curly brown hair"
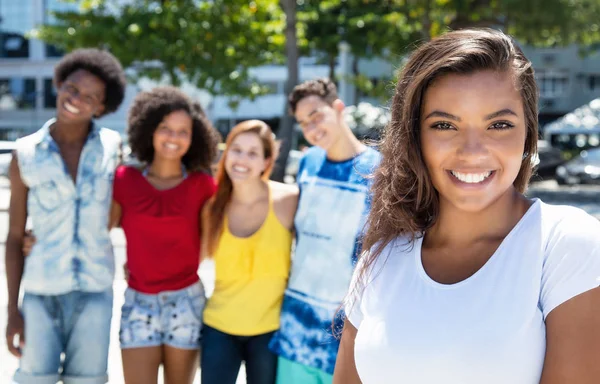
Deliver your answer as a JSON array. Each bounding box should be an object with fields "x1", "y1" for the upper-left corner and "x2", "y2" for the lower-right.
[
  {"x1": 127, "y1": 86, "x2": 219, "y2": 172},
  {"x1": 356, "y1": 28, "x2": 539, "y2": 293}
]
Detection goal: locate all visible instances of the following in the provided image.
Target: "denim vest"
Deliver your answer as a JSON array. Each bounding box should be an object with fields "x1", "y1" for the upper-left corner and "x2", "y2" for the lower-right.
[{"x1": 16, "y1": 118, "x2": 121, "y2": 295}]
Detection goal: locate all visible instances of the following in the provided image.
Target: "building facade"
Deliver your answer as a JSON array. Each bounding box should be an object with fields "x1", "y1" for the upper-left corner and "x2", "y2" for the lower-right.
[
  {"x1": 2, "y1": 1, "x2": 600, "y2": 140},
  {"x1": 0, "y1": 0, "x2": 136, "y2": 138}
]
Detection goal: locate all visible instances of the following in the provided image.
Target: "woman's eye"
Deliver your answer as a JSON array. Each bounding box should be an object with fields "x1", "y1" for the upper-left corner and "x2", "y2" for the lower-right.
[
  {"x1": 490, "y1": 122, "x2": 514, "y2": 130},
  {"x1": 431, "y1": 122, "x2": 454, "y2": 130}
]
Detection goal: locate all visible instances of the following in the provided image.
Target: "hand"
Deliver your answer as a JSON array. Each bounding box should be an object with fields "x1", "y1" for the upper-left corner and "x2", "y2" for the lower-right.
[
  {"x1": 22, "y1": 230, "x2": 36, "y2": 257},
  {"x1": 6, "y1": 310, "x2": 25, "y2": 357}
]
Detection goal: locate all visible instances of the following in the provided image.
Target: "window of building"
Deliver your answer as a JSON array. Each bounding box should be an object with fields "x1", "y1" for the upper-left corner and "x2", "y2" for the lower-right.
[
  {"x1": 537, "y1": 70, "x2": 569, "y2": 98},
  {"x1": 0, "y1": 3, "x2": 32, "y2": 58},
  {"x1": 0, "y1": 78, "x2": 36, "y2": 110},
  {"x1": 587, "y1": 74, "x2": 600, "y2": 92},
  {"x1": 44, "y1": 78, "x2": 57, "y2": 108}
]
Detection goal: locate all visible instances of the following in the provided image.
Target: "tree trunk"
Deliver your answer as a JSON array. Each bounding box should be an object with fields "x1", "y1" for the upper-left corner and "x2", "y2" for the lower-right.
[
  {"x1": 272, "y1": 0, "x2": 299, "y2": 182},
  {"x1": 328, "y1": 55, "x2": 336, "y2": 80},
  {"x1": 352, "y1": 56, "x2": 359, "y2": 104}
]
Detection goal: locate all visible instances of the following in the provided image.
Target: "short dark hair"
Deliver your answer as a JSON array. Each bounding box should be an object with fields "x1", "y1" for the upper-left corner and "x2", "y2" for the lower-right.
[
  {"x1": 288, "y1": 78, "x2": 338, "y2": 114},
  {"x1": 127, "y1": 86, "x2": 219, "y2": 172},
  {"x1": 54, "y1": 48, "x2": 126, "y2": 117}
]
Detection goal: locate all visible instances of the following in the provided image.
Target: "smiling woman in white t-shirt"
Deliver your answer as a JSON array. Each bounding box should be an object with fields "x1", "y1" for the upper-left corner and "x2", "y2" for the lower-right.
[{"x1": 333, "y1": 29, "x2": 600, "y2": 384}]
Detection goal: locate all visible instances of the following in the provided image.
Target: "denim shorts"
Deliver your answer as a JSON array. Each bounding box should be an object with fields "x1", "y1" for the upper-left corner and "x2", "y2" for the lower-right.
[
  {"x1": 13, "y1": 289, "x2": 113, "y2": 384},
  {"x1": 119, "y1": 281, "x2": 206, "y2": 350}
]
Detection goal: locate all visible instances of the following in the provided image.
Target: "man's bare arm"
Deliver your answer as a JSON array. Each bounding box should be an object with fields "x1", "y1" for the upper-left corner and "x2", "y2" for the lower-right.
[{"x1": 5, "y1": 153, "x2": 28, "y2": 356}]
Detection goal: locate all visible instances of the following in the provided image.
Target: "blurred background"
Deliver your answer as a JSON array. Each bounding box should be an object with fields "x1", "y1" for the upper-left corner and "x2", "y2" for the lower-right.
[
  {"x1": 2, "y1": 2, "x2": 600, "y2": 382},
  {"x1": 1, "y1": 0, "x2": 600, "y2": 184}
]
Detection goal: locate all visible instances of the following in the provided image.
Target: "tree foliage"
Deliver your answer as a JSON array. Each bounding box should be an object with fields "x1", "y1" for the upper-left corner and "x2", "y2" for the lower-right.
[
  {"x1": 298, "y1": 0, "x2": 600, "y2": 100},
  {"x1": 35, "y1": 0, "x2": 287, "y2": 99},
  {"x1": 412, "y1": 0, "x2": 600, "y2": 47},
  {"x1": 36, "y1": 0, "x2": 600, "y2": 101}
]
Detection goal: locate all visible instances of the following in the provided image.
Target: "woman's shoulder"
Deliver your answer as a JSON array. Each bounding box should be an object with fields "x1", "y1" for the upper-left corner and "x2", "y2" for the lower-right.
[
  {"x1": 115, "y1": 164, "x2": 143, "y2": 181},
  {"x1": 541, "y1": 202, "x2": 600, "y2": 248},
  {"x1": 187, "y1": 170, "x2": 217, "y2": 199},
  {"x1": 269, "y1": 181, "x2": 299, "y2": 229},
  {"x1": 537, "y1": 201, "x2": 600, "y2": 269},
  {"x1": 269, "y1": 180, "x2": 299, "y2": 198},
  {"x1": 188, "y1": 170, "x2": 215, "y2": 183}
]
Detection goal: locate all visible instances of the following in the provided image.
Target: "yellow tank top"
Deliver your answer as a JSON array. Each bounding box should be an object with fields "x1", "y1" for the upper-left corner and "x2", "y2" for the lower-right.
[{"x1": 203, "y1": 191, "x2": 292, "y2": 336}]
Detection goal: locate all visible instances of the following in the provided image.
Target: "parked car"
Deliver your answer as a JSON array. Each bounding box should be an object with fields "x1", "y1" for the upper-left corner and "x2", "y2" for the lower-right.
[
  {"x1": 555, "y1": 148, "x2": 600, "y2": 185},
  {"x1": 0, "y1": 141, "x2": 18, "y2": 178},
  {"x1": 533, "y1": 140, "x2": 565, "y2": 178}
]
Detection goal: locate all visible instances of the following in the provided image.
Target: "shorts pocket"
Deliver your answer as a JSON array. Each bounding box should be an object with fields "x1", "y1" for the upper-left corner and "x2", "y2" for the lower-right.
[
  {"x1": 120, "y1": 302, "x2": 134, "y2": 324},
  {"x1": 187, "y1": 293, "x2": 206, "y2": 323}
]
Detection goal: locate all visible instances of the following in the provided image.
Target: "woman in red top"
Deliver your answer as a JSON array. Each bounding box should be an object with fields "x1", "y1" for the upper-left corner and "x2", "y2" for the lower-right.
[{"x1": 112, "y1": 86, "x2": 218, "y2": 384}]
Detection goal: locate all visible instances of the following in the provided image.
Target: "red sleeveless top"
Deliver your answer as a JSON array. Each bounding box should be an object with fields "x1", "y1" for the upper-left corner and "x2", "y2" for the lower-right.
[{"x1": 113, "y1": 165, "x2": 216, "y2": 293}]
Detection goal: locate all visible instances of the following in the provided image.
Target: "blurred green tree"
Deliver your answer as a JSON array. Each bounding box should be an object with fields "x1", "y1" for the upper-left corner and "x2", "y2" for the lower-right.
[
  {"x1": 299, "y1": 0, "x2": 600, "y2": 100},
  {"x1": 411, "y1": 0, "x2": 600, "y2": 48},
  {"x1": 35, "y1": 0, "x2": 287, "y2": 100},
  {"x1": 272, "y1": 0, "x2": 300, "y2": 181}
]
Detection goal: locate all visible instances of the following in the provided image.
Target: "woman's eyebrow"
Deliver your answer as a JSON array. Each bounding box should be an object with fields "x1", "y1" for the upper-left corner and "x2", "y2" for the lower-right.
[
  {"x1": 424, "y1": 110, "x2": 461, "y2": 121},
  {"x1": 484, "y1": 108, "x2": 518, "y2": 120}
]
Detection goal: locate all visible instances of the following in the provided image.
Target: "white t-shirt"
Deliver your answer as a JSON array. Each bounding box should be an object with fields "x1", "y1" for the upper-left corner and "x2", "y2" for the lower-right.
[{"x1": 347, "y1": 199, "x2": 600, "y2": 384}]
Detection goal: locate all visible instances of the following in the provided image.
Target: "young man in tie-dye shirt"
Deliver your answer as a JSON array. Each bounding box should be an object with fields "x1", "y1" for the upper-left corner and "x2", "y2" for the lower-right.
[{"x1": 269, "y1": 78, "x2": 380, "y2": 383}]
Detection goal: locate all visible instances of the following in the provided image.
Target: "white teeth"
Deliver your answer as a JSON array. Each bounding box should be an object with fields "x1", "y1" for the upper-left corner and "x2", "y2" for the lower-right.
[
  {"x1": 232, "y1": 165, "x2": 249, "y2": 173},
  {"x1": 314, "y1": 132, "x2": 324, "y2": 141},
  {"x1": 164, "y1": 143, "x2": 179, "y2": 150},
  {"x1": 451, "y1": 171, "x2": 492, "y2": 183},
  {"x1": 64, "y1": 102, "x2": 80, "y2": 114}
]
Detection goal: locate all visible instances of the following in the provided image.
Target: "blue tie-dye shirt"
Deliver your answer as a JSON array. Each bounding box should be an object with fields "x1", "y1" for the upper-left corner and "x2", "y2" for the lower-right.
[
  {"x1": 16, "y1": 118, "x2": 121, "y2": 295},
  {"x1": 269, "y1": 145, "x2": 380, "y2": 374}
]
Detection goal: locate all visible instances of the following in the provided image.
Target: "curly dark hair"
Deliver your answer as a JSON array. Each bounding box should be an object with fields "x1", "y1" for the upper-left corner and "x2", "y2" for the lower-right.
[
  {"x1": 127, "y1": 86, "x2": 219, "y2": 172},
  {"x1": 54, "y1": 48, "x2": 126, "y2": 116},
  {"x1": 361, "y1": 28, "x2": 538, "y2": 270},
  {"x1": 288, "y1": 78, "x2": 338, "y2": 114}
]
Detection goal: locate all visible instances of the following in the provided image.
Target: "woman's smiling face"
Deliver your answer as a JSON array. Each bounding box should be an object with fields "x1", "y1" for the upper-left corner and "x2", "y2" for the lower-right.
[{"x1": 420, "y1": 70, "x2": 527, "y2": 213}]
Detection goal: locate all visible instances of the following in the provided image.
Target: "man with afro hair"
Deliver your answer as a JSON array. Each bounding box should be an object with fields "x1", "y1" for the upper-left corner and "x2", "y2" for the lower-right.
[{"x1": 5, "y1": 48, "x2": 126, "y2": 384}]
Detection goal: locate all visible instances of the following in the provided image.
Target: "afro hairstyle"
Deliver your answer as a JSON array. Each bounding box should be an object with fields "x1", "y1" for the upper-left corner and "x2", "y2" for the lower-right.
[
  {"x1": 127, "y1": 86, "x2": 219, "y2": 172},
  {"x1": 54, "y1": 48, "x2": 126, "y2": 117}
]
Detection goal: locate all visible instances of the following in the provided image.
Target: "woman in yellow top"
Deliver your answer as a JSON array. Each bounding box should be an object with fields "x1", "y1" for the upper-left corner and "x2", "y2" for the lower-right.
[{"x1": 201, "y1": 120, "x2": 299, "y2": 384}]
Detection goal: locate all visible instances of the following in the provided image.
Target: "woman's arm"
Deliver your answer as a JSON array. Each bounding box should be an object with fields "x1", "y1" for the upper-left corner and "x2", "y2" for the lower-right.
[
  {"x1": 333, "y1": 320, "x2": 362, "y2": 384},
  {"x1": 540, "y1": 287, "x2": 600, "y2": 383}
]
